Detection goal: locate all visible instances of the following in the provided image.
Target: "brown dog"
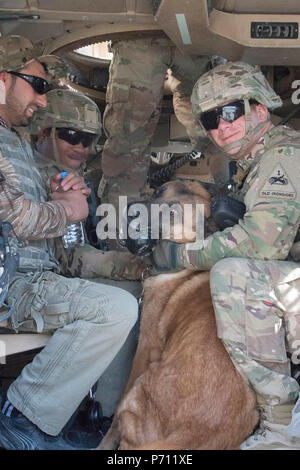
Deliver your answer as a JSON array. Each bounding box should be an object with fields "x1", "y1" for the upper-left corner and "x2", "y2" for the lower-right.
[{"x1": 98, "y1": 179, "x2": 259, "y2": 450}]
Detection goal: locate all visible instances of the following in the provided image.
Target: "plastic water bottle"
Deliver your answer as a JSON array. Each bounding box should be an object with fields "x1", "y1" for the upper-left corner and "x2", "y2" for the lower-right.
[{"x1": 59, "y1": 172, "x2": 86, "y2": 249}]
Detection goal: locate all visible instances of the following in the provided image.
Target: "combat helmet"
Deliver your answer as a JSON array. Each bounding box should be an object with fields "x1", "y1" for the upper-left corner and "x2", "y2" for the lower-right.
[
  {"x1": 30, "y1": 88, "x2": 102, "y2": 136},
  {"x1": 0, "y1": 34, "x2": 67, "y2": 84},
  {"x1": 191, "y1": 61, "x2": 282, "y2": 158}
]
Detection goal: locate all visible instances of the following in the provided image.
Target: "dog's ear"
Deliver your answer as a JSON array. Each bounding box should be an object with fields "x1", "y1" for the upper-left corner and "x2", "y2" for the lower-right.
[
  {"x1": 194, "y1": 181, "x2": 219, "y2": 198},
  {"x1": 175, "y1": 178, "x2": 219, "y2": 198}
]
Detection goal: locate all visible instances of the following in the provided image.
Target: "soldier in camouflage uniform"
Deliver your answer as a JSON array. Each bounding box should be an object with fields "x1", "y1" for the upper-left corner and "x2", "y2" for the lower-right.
[
  {"x1": 0, "y1": 35, "x2": 138, "y2": 450},
  {"x1": 30, "y1": 88, "x2": 145, "y2": 280},
  {"x1": 144, "y1": 61, "x2": 300, "y2": 449},
  {"x1": 99, "y1": 36, "x2": 212, "y2": 237}
]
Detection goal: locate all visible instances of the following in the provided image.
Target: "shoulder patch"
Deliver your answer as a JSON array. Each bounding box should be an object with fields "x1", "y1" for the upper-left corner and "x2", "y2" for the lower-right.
[{"x1": 259, "y1": 163, "x2": 296, "y2": 200}]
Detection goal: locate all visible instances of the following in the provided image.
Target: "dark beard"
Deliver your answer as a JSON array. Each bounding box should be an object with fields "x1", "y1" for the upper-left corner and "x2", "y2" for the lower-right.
[{"x1": 5, "y1": 86, "x2": 30, "y2": 127}]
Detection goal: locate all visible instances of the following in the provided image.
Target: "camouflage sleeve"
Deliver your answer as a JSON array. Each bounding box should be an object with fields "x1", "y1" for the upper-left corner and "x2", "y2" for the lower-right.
[
  {"x1": 54, "y1": 240, "x2": 146, "y2": 280},
  {"x1": 34, "y1": 151, "x2": 63, "y2": 195},
  {"x1": 0, "y1": 152, "x2": 67, "y2": 240},
  {"x1": 182, "y1": 147, "x2": 300, "y2": 270},
  {"x1": 182, "y1": 199, "x2": 300, "y2": 270},
  {"x1": 37, "y1": 165, "x2": 52, "y2": 194}
]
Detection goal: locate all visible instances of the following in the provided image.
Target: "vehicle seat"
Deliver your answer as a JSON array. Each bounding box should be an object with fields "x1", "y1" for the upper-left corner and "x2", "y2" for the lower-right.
[{"x1": 0, "y1": 318, "x2": 50, "y2": 360}]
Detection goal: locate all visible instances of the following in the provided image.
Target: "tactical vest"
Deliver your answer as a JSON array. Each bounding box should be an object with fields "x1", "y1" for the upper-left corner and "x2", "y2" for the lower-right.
[{"x1": 0, "y1": 127, "x2": 59, "y2": 272}]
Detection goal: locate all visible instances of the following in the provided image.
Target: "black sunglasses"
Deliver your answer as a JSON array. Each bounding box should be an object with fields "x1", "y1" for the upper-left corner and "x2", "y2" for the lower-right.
[
  {"x1": 57, "y1": 128, "x2": 95, "y2": 148},
  {"x1": 9, "y1": 71, "x2": 50, "y2": 95},
  {"x1": 200, "y1": 100, "x2": 246, "y2": 131}
]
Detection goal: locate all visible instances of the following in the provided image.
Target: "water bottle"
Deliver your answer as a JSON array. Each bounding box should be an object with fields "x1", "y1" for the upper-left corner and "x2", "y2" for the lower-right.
[{"x1": 59, "y1": 172, "x2": 86, "y2": 249}]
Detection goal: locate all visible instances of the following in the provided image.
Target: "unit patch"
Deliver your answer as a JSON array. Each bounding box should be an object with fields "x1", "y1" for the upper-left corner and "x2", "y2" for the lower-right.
[{"x1": 259, "y1": 163, "x2": 296, "y2": 200}]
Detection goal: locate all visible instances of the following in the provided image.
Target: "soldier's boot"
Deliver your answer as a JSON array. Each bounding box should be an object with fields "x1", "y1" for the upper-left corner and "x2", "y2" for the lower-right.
[{"x1": 240, "y1": 397, "x2": 300, "y2": 450}]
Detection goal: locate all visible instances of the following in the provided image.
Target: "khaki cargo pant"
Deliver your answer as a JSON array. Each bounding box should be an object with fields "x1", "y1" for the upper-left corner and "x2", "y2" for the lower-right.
[
  {"x1": 5, "y1": 270, "x2": 138, "y2": 435},
  {"x1": 100, "y1": 37, "x2": 210, "y2": 211},
  {"x1": 210, "y1": 257, "x2": 300, "y2": 406}
]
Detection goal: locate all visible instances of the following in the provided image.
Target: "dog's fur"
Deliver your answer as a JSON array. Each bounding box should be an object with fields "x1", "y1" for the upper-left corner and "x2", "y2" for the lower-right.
[{"x1": 98, "y1": 179, "x2": 259, "y2": 450}]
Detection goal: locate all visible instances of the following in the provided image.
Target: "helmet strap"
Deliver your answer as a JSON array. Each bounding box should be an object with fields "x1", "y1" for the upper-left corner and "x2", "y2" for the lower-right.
[
  {"x1": 50, "y1": 127, "x2": 61, "y2": 164},
  {"x1": 209, "y1": 98, "x2": 269, "y2": 160}
]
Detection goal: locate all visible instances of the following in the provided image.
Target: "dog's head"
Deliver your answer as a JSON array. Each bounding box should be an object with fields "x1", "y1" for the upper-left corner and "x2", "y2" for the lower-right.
[{"x1": 118, "y1": 179, "x2": 219, "y2": 256}]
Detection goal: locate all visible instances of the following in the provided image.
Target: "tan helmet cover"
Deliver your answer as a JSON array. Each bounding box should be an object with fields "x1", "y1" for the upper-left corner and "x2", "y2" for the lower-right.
[
  {"x1": 191, "y1": 61, "x2": 282, "y2": 159},
  {"x1": 0, "y1": 34, "x2": 67, "y2": 84},
  {"x1": 30, "y1": 88, "x2": 102, "y2": 135},
  {"x1": 191, "y1": 61, "x2": 282, "y2": 121}
]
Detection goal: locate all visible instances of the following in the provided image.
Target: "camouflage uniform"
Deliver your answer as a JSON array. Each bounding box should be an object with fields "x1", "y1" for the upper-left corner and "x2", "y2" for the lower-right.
[
  {"x1": 100, "y1": 36, "x2": 211, "y2": 213},
  {"x1": 36, "y1": 154, "x2": 145, "y2": 280},
  {"x1": 31, "y1": 88, "x2": 145, "y2": 280},
  {"x1": 186, "y1": 63, "x2": 300, "y2": 408},
  {"x1": 0, "y1": 36, "x2": 138, "y2": 436},
  {"x1": 147, "y1": 62, "x2": 300, "y2": 447},
  {"x1": 150, "y1": 62, "x2": 300, "y2": 408},
  {"x1": 211, "y1": 257, "x2": 300, "y2": 405}
]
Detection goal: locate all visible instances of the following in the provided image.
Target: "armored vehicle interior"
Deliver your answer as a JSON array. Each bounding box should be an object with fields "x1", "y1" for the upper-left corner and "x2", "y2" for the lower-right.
[{"x1": 1, "y1": 0, "x2": 300, "y2": 429}]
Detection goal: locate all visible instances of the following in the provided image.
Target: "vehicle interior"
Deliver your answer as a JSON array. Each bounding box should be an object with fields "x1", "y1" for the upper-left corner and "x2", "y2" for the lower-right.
[{"x1": 1, "y1": 0, "x2": 300, "y2": 434}]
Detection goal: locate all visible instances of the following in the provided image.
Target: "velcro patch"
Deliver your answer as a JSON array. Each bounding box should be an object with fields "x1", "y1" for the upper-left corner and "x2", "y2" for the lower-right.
[{"x1": 275, "y1": 146, "x2": 294, "y2": 157}]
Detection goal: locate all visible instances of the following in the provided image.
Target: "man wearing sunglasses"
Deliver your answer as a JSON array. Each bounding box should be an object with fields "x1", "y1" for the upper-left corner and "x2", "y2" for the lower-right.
[
  {"x1": 141, "y1": 61, "x2": 300, "y2": 449},
  {"x1": 0, "y1": 35, "x2": 138, "y2": 450},
  {"x1": 31, "y1": 88, "x2": 146, "y2": 281}
]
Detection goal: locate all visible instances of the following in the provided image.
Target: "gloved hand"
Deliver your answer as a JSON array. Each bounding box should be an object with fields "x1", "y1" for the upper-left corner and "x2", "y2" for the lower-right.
[{"x1": 146, "y1": 240, "x2": 186, "y2": 275}]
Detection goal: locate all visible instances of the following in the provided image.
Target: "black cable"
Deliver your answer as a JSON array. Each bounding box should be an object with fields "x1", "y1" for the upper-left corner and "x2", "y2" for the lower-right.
[
  {"x1": 278, "y1": 104, "x2": 300, "y2": 126},
  {"x1": 149, "y1": 150, "x2": 203, "y2": 188}
]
